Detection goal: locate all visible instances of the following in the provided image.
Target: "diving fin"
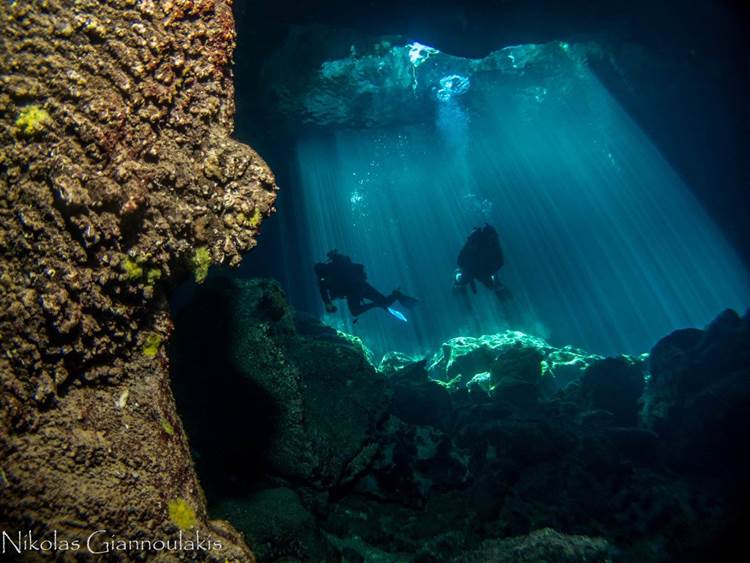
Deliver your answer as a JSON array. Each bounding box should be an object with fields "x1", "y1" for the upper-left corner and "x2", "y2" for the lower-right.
[
  {"x1": 393, "y1": 290, "x2": 419, "y2": 309},
  {"x1": 387, "y1": 307, "x2": 408, "y2": 322}
]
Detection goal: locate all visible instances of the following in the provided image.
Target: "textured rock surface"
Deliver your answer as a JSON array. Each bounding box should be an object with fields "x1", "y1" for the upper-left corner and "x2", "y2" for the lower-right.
[
  {"x1": 0, "y1": 1, "x2": 276, "y2": 559},
  {"x1": 256, "y1": 29, "x2": 591, "y2": 129},
  {"x1": 428, "y1": 332, "x2": 601, "y2": 392},
  {"x1": 459, "y1": 528, "x2": 614, "y2": 563},
  {"x1": 386, "y1": 360, "x2": 452, "y2": 430},
  {"x1": 211, "y1": 488, "x2": 328, "y2": 562},
  {"x1": 578, "y1": 357, "x2": 646, "y2": 426},
  {"x1": 170, "y1": 277, "x2": 389, "y2": 492},
  {"x1": 641, "y1": 309, "x2": 750, "y2": 476}
]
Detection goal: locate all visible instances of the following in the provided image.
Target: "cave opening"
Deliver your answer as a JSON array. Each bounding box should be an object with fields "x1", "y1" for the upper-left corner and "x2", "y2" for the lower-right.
[{"x1": 227, "y1": 0, "x2": 750, "y2": 359}]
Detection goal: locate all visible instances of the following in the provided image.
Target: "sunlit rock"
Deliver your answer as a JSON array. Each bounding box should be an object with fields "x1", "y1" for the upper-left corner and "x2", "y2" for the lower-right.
[
  {"x1": 427, "y1": 331, "x2": 601, "y2": 393},
  {"x1": 378, "y1": 350, "x2": 423, "y2": 375},
  {"x1": 262, "y1": 30, "x2": 586, "y2": 128},
  {"x1": 436, "y1": 74, "x2": 471, "y2": 101}
]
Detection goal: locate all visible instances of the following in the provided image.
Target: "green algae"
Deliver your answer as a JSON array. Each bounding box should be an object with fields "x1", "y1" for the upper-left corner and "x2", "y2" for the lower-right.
[
  {"x1": 121, "y1": 255, "x2": 161, "y2": 289},
  {"x1": 142, "y1": 333, "x2": 162, "y2": 358},
  {"x1": 159, "y1": 417, "x2": 174, "y2": 436},
  {"x1": 249, "y1": 207, "x2": 263, "y2": 228},
  {"x1": 191, "y1": 247, "x2": 211, "y2": 284},
  {"x1": 122, "y1": 256, "x2": 145, "y2": 281}
]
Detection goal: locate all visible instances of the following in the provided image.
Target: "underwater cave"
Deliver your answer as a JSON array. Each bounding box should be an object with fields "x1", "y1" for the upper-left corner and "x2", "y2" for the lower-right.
[
  {"x1": 228, "y1": 1, "x2": 750, "y2": 360},
  {"x1": 1, "y1": 1, "x2": 749, "y2": 562},
  {"x1": 167, "y1": 1, "x2": 750, "y2": 561}
]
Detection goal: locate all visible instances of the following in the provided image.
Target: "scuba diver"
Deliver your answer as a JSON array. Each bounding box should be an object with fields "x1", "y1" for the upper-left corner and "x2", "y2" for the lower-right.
[
  {"x1": 453, "y1": 224, "x2": 512, "y2": 301},
  {"x1": 314, "y1": 250, "x2": 418, "y2": 322}
]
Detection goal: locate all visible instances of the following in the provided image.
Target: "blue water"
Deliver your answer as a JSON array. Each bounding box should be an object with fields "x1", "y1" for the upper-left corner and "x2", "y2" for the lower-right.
[{"x1": 271, "y1": 43, "x2": 750, "y2": 359}]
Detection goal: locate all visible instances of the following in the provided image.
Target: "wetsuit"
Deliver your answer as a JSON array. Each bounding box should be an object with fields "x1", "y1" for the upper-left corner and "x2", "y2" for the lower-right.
[
  {"x1": 314, "y1": 252, "x2": 400, "y2": 316},
  {"x1": 456, "y1": 224, "x2": 505, "y2": 293}
]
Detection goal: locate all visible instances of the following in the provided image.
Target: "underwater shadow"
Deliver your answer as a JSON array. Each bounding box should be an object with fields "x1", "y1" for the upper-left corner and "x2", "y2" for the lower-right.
[{"x1": 169, "y1": 277, "x2": 279, "y2": 499}]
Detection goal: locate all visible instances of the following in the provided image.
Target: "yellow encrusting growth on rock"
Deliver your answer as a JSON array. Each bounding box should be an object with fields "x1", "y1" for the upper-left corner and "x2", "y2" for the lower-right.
[
  {"x1": 122, "y1": 255, "x2": 161, "y2": 288},
  {"x1": 160, "y1": 417, "x2": 175, "y2": 435},
  {"x1": 146, "y1": 268, "x2": 162, "y2": 285},
  {"x1": 192, "y1": 246, "x2": 211, "y2": 284},
  {"x1": 142, "y1": 333, "x2": 162, "y2": 358},
  {"x1": 249, "y1": 207, "x2": 263, "y2": 229},
  {"x1": 122, "y1": 256, "x2": 144, "y2": 281},
  {"x1": 15, "y1": 105, "x2": 52, "y2": 137},
  {"x1": 167, "y1": 499, "x2": 196, "y2": 530}
]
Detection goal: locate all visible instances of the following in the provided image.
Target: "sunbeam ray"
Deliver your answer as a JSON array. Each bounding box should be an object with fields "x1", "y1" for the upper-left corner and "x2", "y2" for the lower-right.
[{"x1": 290, "y1": 43, "x2": 750, "y2": 358}]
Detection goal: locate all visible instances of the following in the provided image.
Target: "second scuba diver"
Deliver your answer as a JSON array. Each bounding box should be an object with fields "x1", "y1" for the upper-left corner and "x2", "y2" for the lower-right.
[{"x1": 453, "y1": 224, "x2": 513, "y2": 301}]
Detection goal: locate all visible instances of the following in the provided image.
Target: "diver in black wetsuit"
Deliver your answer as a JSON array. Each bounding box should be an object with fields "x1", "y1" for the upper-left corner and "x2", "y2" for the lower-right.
[
  {"x1": 314, "y1": 250, "x2": 417, "y2": 320},
  {"x1": 453, "y1": 224, "x2": 512, "y2": 301}
]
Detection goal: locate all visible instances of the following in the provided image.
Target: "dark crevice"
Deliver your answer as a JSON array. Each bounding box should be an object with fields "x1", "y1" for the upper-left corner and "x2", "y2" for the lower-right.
[{"x1": 169, "y1": 279, "x2": 279, "y2": 498}]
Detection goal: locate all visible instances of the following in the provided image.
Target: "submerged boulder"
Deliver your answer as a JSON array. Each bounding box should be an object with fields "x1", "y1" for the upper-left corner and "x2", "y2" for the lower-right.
[
  {"x1": 210, "y1": 488, "x2": 328, "y2": 562},
  {"x1": 174, "y1": 285, "x2": 748, "y2": 562},
  {"x1": 387, "y1": 360, "x2": 452, "y2": 429},
  {"x1": 428, "y1": 331, "x2": 600, "y2": 396},
  {"x1": 459, "y1": 528, "x2": 615, "y2": 563},
  {"x1": 641, "y1": 309, "x2": 750, "y2": 476},
  {"x1": 577, "y1": 357, "x2": 646, "y2": 426},
  {"x1": 172, "y1": 276, "x2": 389, "y2": 491},
  {"x1": 354, "y1": 416, "x2": 472, "y2": 508},
  {"x1": 429, "y1": 332, "x2": 548, "y2": 385},
  {"x1": 489, "y1": 341, "x2": 547, "y2": 404},
  {"x1": 379, "y1": 350, "x2": 424, "y2": 376},
  {"x1": 283, "y1": 332, "x2": 388, "y2": 487}
]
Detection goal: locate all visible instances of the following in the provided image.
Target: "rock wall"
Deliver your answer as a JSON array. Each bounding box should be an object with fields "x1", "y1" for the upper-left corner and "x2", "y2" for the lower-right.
[{"x1": 0, "y1": 1, "x2": 276, "y2": 559}]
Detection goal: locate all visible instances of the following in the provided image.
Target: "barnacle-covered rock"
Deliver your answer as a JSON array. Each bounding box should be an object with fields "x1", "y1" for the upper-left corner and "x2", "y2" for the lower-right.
[{"x1": 0, "y1": 0, "x2": 276, "y2": 559}]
